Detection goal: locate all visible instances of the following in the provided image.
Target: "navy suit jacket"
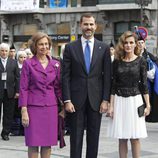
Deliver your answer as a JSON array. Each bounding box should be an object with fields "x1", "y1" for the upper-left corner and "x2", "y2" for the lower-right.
[{"x1": 62, "y1": 38, "x2": 111, "y2": 111}]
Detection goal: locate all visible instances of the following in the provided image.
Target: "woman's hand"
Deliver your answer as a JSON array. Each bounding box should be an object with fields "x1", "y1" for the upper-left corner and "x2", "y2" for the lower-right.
[
  {"x1": 59, "y1": 108, "x2": 65, "y2": 118},
  {"x1": 144, "y1": 106, "x2": 151, "y2": 116},
  {"x1": 143, "y1": 94, "x2": 150, "y2": 116},
  {"x1": 21, "y1": 107, "x2": 29, "y2": 127}
]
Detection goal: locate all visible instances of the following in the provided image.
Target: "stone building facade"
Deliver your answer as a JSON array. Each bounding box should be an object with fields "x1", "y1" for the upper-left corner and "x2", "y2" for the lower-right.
[{"x1": 0, "y1": 0, "x2": 157, "y2": 56}]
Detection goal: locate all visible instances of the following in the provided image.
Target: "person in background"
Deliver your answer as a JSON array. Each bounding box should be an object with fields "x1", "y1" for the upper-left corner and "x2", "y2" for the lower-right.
[
  {"x1": 62, "y1": 13, "x2": 111, "y2": 158},
  {"x1": 19, "y1": 32, "x2": 62, "y2": 158},
  {"x1": 136, "y1": 32, "x2": 158, "y2": 123},
  {"x1": 25, "y1": 48, "x2": 33, "y2": 59},
  {"x1": 10, "y1": 50, "x2": 27, "y2": 136},
  {"x1": 9, "y1": 43, "x2": 16, "y2": 59},
  {"x1": 107, "y1": 31, "x2": 150, "y2": 158},
  {"x1": 0, "y1": 43, "x2": 20, "y2": 140},
  {"x1": 109, "y1": 41, "x2": 115, "y2": 62},
  {"x1": 16, "y1": 50, "x2": 27, "y2": 73}
]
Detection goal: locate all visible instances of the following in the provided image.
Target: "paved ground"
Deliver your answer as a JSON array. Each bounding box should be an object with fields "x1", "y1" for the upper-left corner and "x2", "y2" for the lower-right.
[{"x1": 0, "y1": 115, "x2": 158, "y2": 158}]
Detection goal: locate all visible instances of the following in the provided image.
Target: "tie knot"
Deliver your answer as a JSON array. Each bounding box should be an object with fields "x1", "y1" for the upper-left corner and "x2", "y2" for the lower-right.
[{"x1": 86, "y1": 40, "x2": 90, "y2": 44}]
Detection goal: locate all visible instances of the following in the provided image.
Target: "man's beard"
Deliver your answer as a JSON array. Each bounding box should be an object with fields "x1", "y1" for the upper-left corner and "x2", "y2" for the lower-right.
[{"x1": 84, "y1": 30, "x2": 94, "y2": 38}]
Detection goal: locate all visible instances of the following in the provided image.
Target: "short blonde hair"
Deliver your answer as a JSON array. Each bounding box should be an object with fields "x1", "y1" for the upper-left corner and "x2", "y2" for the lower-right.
[
  {"x1": 28, "y1": 32, "x2": 52, "y2": 55},
  {"x1": 16, "y1": 50, "x2": 27, "y2": 59}
]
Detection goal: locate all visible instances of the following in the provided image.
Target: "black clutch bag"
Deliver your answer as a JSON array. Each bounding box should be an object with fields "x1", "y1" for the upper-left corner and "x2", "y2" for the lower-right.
[{"x1": 137, "y1": 104, "x2": 146, "y2": 117}]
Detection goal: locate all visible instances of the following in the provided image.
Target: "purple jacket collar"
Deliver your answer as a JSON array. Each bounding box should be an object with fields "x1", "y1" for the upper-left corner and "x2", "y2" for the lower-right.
[{"x1": 30, "y1": 55, "x2": 55, "y2": 74}]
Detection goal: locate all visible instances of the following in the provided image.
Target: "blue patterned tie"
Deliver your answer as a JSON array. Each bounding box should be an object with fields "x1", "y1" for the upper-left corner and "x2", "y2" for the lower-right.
[{"x1": 84, "y1": 41, "x2": 91, "y2": 73}]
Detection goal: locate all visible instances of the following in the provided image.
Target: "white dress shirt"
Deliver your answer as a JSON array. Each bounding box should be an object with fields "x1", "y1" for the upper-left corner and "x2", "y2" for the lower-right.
[
  {"x1": 81, "y1": 36, "x2": 94, "y2": 61},
  {"x1": 1, "y1": 57, "x2": 8, "y2": 70}
]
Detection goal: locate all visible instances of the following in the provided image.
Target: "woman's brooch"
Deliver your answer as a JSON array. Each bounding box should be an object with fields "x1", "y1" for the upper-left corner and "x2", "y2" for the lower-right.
[{"x1": 54, "y1": 62, "x2": 60, "y2": 68}]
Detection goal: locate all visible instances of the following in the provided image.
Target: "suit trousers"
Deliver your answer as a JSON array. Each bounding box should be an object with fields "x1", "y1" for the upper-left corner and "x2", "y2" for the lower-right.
[
  {"x1": 0, "y1": 90, "x2": 15, "y2": 136},
  {"x1": 69, "y1": 97, "x2": 102, "y2": 158}
]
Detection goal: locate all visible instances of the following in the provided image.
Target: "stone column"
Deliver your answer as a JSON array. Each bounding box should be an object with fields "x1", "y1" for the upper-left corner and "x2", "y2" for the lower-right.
[
  {"x1": 70, "y1": 14, "x2": 77, "y2": 41},
  {"x1": 0, "y1": 15, "x2": 10, "y2": 43},
  {"x1": 33, "y1": 14, "x2": 46, "y2": 31}
]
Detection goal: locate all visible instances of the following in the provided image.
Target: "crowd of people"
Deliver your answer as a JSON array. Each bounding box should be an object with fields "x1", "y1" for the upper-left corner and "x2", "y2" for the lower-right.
[
  {"x1": 0, "y1": 13, "x2": 158, "y2": 158},
  {"x1": 0, "y1": 44, "x2": 33, "y2": 140}
]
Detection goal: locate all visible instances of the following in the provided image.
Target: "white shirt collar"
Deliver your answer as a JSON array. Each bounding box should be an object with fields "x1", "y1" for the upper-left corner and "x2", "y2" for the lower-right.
[
  {"x1": 0, "y1": 57, "x2": 8, "y2": 69},
  {"x1": 81, "y1": 36, "x2": 94, "y2": 60},
  {"x1": 18, "y1": 62, "x2": 23, "y2": 69},
  {"x1": 81, "y1": 36, "x2": 94, "y2": 44},
  {"x1": 0, "y1": 57, "x2": 8, "y2": 62}
]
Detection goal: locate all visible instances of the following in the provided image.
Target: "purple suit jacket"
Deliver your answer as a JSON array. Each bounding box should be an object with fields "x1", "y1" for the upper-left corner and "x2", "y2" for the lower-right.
[{"x1": 19, "y1": 56, "x2": 61, "y2": 107}]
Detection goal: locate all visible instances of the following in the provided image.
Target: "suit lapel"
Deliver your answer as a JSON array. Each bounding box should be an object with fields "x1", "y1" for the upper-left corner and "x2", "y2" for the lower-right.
[
  {"x1": 75, "y1": 39, "x2": 87, "y2": 73},
  {"x1": 31, "y1": 56, "x2": 46, "y2": 74},
  {"x1": 75, "y1": 38, "x2": 102, "y2": 74},
  {"x1": 0, "y1": 60, "x2": 4, "y2": 71},
  {"x1": 5, "y1": 58, "x2": 11, "y2": 71},
  {"x1": 90, "y1": 39, "x2": 100, "y2": 72},
  {"x1": 45, "y1": 60, "x2": 54, "y2": 73}
]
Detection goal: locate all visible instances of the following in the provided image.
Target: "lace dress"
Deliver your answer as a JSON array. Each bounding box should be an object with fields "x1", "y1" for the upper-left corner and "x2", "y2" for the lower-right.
[{"x1": 107, "y1": 56, "x2": 148, "y2": 139}]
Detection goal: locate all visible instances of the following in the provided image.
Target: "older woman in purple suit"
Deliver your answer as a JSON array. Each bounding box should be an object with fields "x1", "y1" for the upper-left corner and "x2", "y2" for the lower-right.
[{"x1": 19, "y1": 32, "x2": 61, "y2": 158}]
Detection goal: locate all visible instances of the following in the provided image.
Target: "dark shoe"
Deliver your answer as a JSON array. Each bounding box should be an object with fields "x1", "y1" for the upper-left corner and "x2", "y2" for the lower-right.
[
  {"x1": 10, "y1": 132, "x2": 18, "y2": 136},
  {"x1": 1, "y1": 135, "x2": 9, "y2": 141},
  {"x1": 65, "y1": 130, "x2": 71, "y2": 136}
]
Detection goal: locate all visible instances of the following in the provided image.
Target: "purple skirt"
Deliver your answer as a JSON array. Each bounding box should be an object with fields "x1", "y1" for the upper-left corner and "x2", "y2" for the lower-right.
[{"x1": 24, "y1": 105, "x2": 58, "y2": 146}]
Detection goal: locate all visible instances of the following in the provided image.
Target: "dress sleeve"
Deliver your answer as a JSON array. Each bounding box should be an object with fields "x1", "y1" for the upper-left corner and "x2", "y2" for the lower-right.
[{"x1": 140, "y1": 57, "x2": 149, "y2": 94}]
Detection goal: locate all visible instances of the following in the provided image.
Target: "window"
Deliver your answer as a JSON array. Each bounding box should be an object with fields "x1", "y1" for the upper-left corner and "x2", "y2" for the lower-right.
[
  {"x1": 71, "y1": 0, "x2": 77, "y2": 7},
  {"x1": 81, "y1": 0, "x2": 98, "y2": 6},
  {"x1": 114, "y1": 21, "x2": 140, "y2": 42}
]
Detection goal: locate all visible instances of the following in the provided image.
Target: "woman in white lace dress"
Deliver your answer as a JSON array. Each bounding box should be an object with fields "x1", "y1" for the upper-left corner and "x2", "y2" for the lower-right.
[{"x1": 107, "y1": 31, "x2": 150, "y2": 158}]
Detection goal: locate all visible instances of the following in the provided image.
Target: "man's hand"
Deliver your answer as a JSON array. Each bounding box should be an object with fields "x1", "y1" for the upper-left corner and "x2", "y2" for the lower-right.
[
  {"x1": 14, "y1": 93, "x2": 19, "y2": 99},
  {"x1": 65, "y1": 102, "x2": 76, "y2": 113},
  {"x1": 99, "y1": 100, "x2": 108, "y2": 113}
]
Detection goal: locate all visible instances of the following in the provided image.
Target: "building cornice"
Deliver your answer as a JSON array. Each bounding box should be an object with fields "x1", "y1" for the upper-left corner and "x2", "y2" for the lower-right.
[{"x1": 0, "y1": 3, "x2": 156, "y2": 15}]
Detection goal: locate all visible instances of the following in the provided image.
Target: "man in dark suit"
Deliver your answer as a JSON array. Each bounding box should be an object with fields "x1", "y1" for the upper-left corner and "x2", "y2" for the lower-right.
[
  {"x1": 62, "y1": 13, "x2": 111, "y2": 158},
  {"x1": 0, "y1": 43, "x2": 20, "y2": 140}
]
